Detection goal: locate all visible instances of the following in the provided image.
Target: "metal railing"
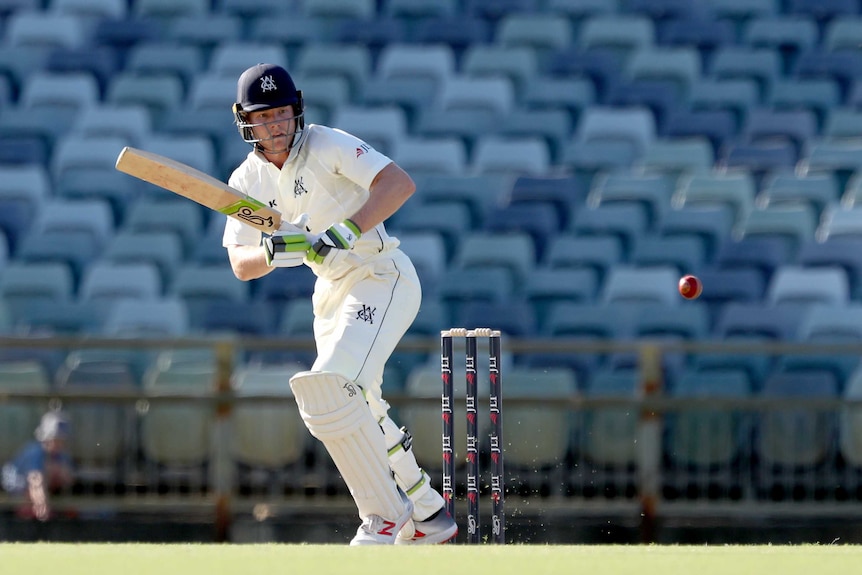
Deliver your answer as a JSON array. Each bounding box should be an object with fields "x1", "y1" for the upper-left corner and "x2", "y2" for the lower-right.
[{"x1": 2, "y1": 334, "x2": 862, "y2": 541}]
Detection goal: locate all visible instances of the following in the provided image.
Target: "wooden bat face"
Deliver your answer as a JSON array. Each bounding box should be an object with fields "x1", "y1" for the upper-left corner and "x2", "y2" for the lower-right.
[{"x1": 115, "y1": 146, "x2": 282, "y2": 233}]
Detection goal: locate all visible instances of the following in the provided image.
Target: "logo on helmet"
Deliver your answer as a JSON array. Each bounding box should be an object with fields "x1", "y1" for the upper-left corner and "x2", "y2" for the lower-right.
[{"x1": 260, "y1": 75, "x2": 278, "y2": 92}]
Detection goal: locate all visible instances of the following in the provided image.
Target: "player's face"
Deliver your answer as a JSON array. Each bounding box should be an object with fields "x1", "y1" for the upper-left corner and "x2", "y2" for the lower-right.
[{"x1": 248, "y1": 105, "x2": 296, "y2": 153}]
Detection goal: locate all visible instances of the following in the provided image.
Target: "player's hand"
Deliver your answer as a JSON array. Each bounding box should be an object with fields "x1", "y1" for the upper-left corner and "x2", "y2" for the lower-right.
[
  {"x1": 307, "y1": 220, "x2": 361, "y2": 266},
  {"x1": 264, "y1": 231, "x2": 311, "y2": 268}
]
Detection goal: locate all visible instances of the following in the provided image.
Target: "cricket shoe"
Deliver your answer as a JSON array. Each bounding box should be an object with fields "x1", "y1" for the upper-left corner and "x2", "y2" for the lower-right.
[
  {"x1": 396, "y1": 508, "x2": 458, "y2": 545},
  {"x1": 350, "y1": 489, "x2": 414, "y2": 546}
]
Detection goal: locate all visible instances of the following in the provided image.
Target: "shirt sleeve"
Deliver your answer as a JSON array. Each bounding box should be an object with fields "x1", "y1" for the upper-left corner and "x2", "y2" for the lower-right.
[
  {"x1": 222, "y1": 170, "x2": 264, "y2": 247},
  {"x1": 322, "y1": 127, "x2": 393, "y2": 191}
]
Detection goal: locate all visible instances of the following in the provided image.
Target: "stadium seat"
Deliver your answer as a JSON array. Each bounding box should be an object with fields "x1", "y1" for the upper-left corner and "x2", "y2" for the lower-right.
[
  {"x1": 688, "y1": 78, "x2": 758, "y2": 128},
  {"x1": 630, "y1": 236, "x2": 706, "y2": 274},
  {"x1": 667, "y1": 368, "x2": 751, "y2": 468},
  {"x1": 103, "y1": 298, "x2": 190, "y2": 337},
  {"x1": 574, "y1": 105, "x2": 656, "y2": 156},
  {"x1": 497, "y1": 13, "x2": 573, "y2": 54},
  {"x1": 544, "y1": 47, "x2": 624, "y2": 102},
  {"x1": 694, "y1": 268, "x2": 766, "y2": 307},
  {"x1": 294, "y1": 44, "x2": 371, "y2": 98},
  {"x1": 757, "y1": 171, "x2": 839, "y2": 216},
  {"x1": 391, "y1": 137, "x2": 467, "y2": 176},
  {"x1": 123, "y1": 198, "x2": 205, "y2": 252},
  {"x1": 505, "y1": 175, "x2": 587, "y2": 229},
  {"x1": 524, "y1": 268, "x2": 600, "y2": 327},
  {"x1": 798, "y1": 238, "x2": 862, "y2": 299},
  {"x1": 167, "y1": 14, "x2": 243, "y2": 51},
  {"x1": 5, "y1": 11, "x2": 87, "y2": 48},
  {"x1": 231, "y1": 362, "x2": 310, "y2": 469},
  {"x1": 794, "y1": 50, "x2": 862, "y2": 102},
  {"x1": 451, "y1": 232, "x2": 536, "y2": 289},
  {"x1": 502, "y1": 367, "x2": 577, "y2": 471},
  {"x1": 170, "y1": 264, "x2": 249, "y2": 303},
  {"x1": 55, "y1": 352, "x2": 139, "y2": 485},
  {"x1": 765, "y1": 266, "x2": 849, "y2": 307},
  {"x1": 637, "y1": 138, "x2": 714, "y2": 177},
  {"x1": 106, "y1": 74, "x2": 184, "y2": 124},
  {"x1": 672, "y1": 172, "x2": 756, "y2": 224},
  {"x1": 817, "y1": 204, "x2": 862, "y2": 241},
  {"x1": 714, "y1": 236, "x2": 794, "y2": 281},
  {"x1": 0, "y1": 361, "x2": 51, "y2": 463},
  {"x1": 582, "y1": 367, "x2": 639, "y2": 466},
  {"x1": 483, "y1": 203, "x2": 560, "y2": 260},
  {"x1": 743, "y1": 16, "x2": 818, "y2": 70},
  {"x1": 738, "y1": 205, "x2": 818, "y2": 253},
  {"x1": 461, "y1": 45, "x2": 539, "y2": 97},
  {"x1": 384, "y1": 0, "x2": 458, "y2": 18},
  {"x1": 125, "y1": 43, "x2": 205, "y2": 92},
  {"x1": 79, "y1": 262, "x2": 163, "y2": 303},
  {"x1": 578, "y1": 14, "x2": 655, "y2": 59},
  {"x1": 662, "y1": 109, "x2": 737, "y2": 156},
  {"x1": 570, "y1": 203, "x2": 650, "y2": 255},
  {"x1": 543, "y1": 235, "x2": 624, "y2": 281},
  {"x1": 15, "y1": 229, "x2": 102, "y2": 285},
  {"x1": 709, "y1": 47, "x2": 781, "y2": 100},
  {"x1": 757, "y1": 370, "x2": 838, "y2": 467},
  {"x1": 0, "y1": 262, "x2": 74, "y2": 305},
  {"x1": 471, "y1": 136, "x2": 551, "y2": 175},
  {"x1": 331, "y1": 105, "x2": 408, "y2": 156},
  {"x1": 587, "y1": 172, "x2": 676, "y2": 229},
  {"x1": 141, "y1": 361, "x2": 216, "y2": 479},
  {"x1": 714, "y1": 302, "x2": 806, "y2": 341},
  {"x1": 840, "y1": 366, "x2": 862, "y2": 466},
  {"x1": 600, "y1": 265, "x2": 680, "y2": 306}
]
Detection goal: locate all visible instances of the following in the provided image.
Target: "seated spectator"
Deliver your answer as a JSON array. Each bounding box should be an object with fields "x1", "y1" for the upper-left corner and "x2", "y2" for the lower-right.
[{"x1": 1, "y1": 411, "x2": 74, "y2": 521}]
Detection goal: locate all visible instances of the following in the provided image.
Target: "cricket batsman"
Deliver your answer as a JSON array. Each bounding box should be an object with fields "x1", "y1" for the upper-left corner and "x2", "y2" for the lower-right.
[{"x1": 222, "y1": 63, "x2": 457, "y2": 545}]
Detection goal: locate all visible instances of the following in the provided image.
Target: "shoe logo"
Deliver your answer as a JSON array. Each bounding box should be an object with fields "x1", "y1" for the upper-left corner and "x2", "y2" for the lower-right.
[
  {"x1": 377, "y1": 520, "x2": 397, "y2": 536},
  {"x1": 260, "y1": 75, "x2": 278, "y2": 92}
]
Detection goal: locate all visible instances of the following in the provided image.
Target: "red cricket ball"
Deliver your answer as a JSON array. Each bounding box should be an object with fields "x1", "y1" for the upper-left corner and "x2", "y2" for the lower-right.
[{"x1": 678, "y1": 274, "x2": 702, "y2": 300}]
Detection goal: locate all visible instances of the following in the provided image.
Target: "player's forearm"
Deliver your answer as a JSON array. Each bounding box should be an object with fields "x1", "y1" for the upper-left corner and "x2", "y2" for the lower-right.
[
  {"x1": 227, "y1": 245, "x2": 276, "y2": 281},
  {"x1": 350, "y1": 163, "x2": 415, "y2": 233}
]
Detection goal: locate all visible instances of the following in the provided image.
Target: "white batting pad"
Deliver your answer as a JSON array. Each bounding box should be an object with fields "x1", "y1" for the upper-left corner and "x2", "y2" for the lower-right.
[{"x1": 289, "y1": 370, "x2": 406, "y2": 520}]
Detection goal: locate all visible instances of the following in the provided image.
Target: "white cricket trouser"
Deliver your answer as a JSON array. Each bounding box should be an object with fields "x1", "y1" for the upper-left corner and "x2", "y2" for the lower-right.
[{"x1": 310, "y1": 248, "x2": 444, "y2": 519}]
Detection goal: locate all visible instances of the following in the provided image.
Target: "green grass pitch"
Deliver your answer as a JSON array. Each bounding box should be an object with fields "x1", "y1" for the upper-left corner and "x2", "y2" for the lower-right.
[{"x1": 1, "y1": 544, "x2": 861, "y2": 575}]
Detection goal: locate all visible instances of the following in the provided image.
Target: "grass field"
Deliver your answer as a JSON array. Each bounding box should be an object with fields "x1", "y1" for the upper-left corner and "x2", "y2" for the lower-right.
[{"x1": 1, "y1": 543, "x2": 861, "y2": 575}]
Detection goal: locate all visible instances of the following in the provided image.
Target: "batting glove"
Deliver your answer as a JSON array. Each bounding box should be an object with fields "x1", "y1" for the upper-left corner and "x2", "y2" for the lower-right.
[
  {"x1": 307, "y1": 219, "x2": 361, "y2": 266},
  {"x1": 264, "y1": 232, "x2": 311, "y2": 268}
]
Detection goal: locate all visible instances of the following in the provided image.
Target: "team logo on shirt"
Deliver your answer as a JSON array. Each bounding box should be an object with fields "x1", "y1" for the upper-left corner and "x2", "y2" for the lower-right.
[
  {"x1": 356, "y1": 144, "x2": 370, "y2": 158},
  {"x1": 356, "y1": 304, "x2": 376, "y2": 324},
  {"x1": 294, "y1": 177, "x2": 308, "y2": 197}
]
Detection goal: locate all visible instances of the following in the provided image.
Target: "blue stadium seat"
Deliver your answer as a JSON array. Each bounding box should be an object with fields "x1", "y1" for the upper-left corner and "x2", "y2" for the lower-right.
[
  {"x1": 334, "y1": 17, "x2": 407, "y2": 55},
  {"x1": 462, "y1": 45, "x2": 540, "y2": 96},
  {"x1": 79, "y1": 262, "x2": 163, "y2": 303},
  {"x1": 455, "y1": 300, "x2": 538, "y2": 338},
  {"x1": 524, "y1": 268, "x2": 599, "y2": 327},
  {"x1": 483, "y1": 203, "x2": 561, "y2": 260},
  {"x1": 497, "y1": 13, "x2": 573, "y2": 54},
  {"x1": 505, "y1": 175, "x2": 587, "y2": 229},
  {"x1": 757, "y1": 370, "x2": 838, "y2": 470},
  {"x1": 714, "y1": 236, "x2": 794, "y2": 280},
  {"x1": 709, "y1": 47, "x2": 781, "y2": 100},
  {"x1": 662, "y1": 109, "x2": 737, "y2": 156},
  {"x1": 743, "y1": 16, "x2": 818, "y2": 73},
  {"x1": 766, "y1": 265, "x2": 849, "y2": 307},
  {"x1": 714, "y1": 302, "x2": 806, "y2": 341},
  {"x1": 659, "y1": 205, "x2": 735, "y2": 261},
  {"x1": 769, "y1": 79, "x2": 840, "y2": 127},
  {"x1": 738, "y1": 205, "x2": 818, "y2": 253},
  {"x1": 412, "y1": 16, "x2": 492, "y2": 55},
  {"x1": 582, "y1": 367, "x2": 639, "y2": 467},
  {"x1": 840, "y1": 366, "x2": 862, "y2": 467},
  {"x1": 741, "y1": 108, "x2": 818, "y2": 159},
  {"x1": 570, "y1": 203, "x2": 650, "y2": 255},
  {"x1": 587, "y1": 172, "x2": 675, "y2": 230},
  {"x1": 452, "y1": 232, "x2": 536, "y2": 289},
  {"x1": 125, "y1": 43, "x2": 206, "y2": 92},
  {"x1": 695, "y1": 268, "x2": 766, "y2": 307},
  {"x1": 16, "y1": 230, "x2": 102, "y2": 285},
  {"x1": 630, "y1": 235, "x2": 706, "y2": 274},
  {"x1": 817, "y1": 203, "x2": 862, "y2": 241},
  {"x1": 601, "y1": 266, "x2": 679, "y2": 306},
  {"x1": 794, "y1": 50, "x2": 862, "y2": 101},
  {"x1": 658, "y1": 16, "x2": 735, "y2": 55},
  {"x1": 664, "y1": 368, "x2": 751, "y2": 501},
  {"x1": 294, "y1": 44, "x2": 372, "y2": 98},
  {"x1": 786, "y1": 0, "x2": 858, "y2": 21},
  {"x1": 167, "y1": 14, "x2": 244, "y2": 51},
  {"x1": 578, "y1": 14, "x2": 655, "y2": 59},
  {"x1": 543, "y1": 235, "x2": 624, "y2": 281},
  {"x1": 544, "y1": 48, "x2": 624, "y2": 101},
  {"x1": 471, "y1": 136, "x2": 551, "y2": 175},
  {"x1": 637, "y1": 138, "x2": 715, "y2": 177},
  {"x1": 757, "y1": 171, "x2": 839, "y2": 216},
  {"x1": 798, "y1": 238, "x2": 862, "y2": 299},
  {"x1": 688, "y1": 78, "x2": 758, "y2": 128},
  {"x1": 672, "y1": 172, "x2": 756, "y2": 224}
]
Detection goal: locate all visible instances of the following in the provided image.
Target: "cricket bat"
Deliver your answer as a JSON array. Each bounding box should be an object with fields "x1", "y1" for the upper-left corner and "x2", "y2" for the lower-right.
[{"x1": 115, "y1": 146, "x2": 283, "y2": 234}]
